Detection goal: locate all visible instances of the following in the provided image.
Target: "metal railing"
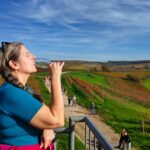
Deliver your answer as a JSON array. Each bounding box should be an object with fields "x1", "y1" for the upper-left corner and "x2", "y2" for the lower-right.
[{"x1": 55, "y1": 116, "x2": 114, "y2": 150}]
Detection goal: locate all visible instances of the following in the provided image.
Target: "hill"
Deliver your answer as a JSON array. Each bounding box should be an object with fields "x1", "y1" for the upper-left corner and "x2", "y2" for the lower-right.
[
  {"x1": 61, "y1": 71, "x2": 150, "y2": 150},
  {"x1": 36, "y1": 60, "x2": 150, "y2": 72}
]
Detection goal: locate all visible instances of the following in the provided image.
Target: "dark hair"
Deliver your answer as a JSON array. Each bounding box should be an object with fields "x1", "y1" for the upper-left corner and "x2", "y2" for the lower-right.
[{"x1": 0, "y1": 41, "x2": 43, "y2": 102}]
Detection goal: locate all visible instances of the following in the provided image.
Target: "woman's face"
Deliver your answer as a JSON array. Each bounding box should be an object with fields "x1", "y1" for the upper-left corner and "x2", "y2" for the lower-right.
[
  {"x1": 16, "y1": 45, "x2": 37, "y2": 74},
  {"x1": 121, "y1": 129, "x2": 126, "y2": 136}
]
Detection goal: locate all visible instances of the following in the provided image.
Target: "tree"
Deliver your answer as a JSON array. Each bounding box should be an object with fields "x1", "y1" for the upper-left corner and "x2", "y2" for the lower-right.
[
  {"x1": 101, "y1": 65, "x2": 110, "y2": 72},
  {"x1": 126, "y1": 74, "x2": 140, "y2": 83}
]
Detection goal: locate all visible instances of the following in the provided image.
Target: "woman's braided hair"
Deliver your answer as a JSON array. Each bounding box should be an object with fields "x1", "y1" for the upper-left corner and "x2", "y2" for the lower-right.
[{"x1": 0, "y1": 42, "x2": 43, "y2": 102}]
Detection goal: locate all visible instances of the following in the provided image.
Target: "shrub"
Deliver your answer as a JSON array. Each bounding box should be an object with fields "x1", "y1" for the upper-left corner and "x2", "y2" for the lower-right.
[
  {"x1": 126, "y1": 74, "x2": 140, "y2": 83},
  {"x1": 101, "y1": 65, "x2": 110, "y2": 72}
]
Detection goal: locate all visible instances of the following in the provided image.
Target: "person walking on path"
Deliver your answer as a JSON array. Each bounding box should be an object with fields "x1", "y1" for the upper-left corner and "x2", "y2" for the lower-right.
[
  {"x1": 72, "y1": 95, "x2": 77, "y2": 107},
  {"x1": 68, "y1": 96, "x2": 72, "y2": 106},
  {"x1": 90, "y1": 102, "x2": 95, "y2": 115}
]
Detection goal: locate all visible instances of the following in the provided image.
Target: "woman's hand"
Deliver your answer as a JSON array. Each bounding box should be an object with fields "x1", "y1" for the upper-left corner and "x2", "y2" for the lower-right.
[
  {"x1": 48, "y1": 61, "x2": 64, "y2": 78},
  {"x1": 40, "y1": 129, "x2": 55, "y2": 149}
]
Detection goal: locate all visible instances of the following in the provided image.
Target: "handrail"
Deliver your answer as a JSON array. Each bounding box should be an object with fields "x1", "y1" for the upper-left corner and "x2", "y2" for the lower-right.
[{"x1": 55, "y1": 116, "x2": 114, "y2": 150}]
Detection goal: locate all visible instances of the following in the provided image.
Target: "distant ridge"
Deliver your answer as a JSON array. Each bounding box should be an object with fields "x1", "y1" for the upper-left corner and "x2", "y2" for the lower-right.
[
  {"x1": 37, "y1": 58, "x2": 150, "y2": 66},
  {"x1": 107, "y1": 60, "x2": 150, "y2": 65},
  {"x1": 49, "y1": 59, "x2": 150, "y2": 66}
]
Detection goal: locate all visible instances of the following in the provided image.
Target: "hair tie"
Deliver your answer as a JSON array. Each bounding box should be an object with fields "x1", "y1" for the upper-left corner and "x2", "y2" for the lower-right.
[{"x1": 1, "y1": 42, "x2": 11, "y2": 53}]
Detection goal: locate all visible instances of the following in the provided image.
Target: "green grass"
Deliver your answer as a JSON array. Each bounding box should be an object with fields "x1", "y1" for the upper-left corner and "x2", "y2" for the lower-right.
[
  {"x1": 35, "y1": 72, "x2": 50, "y2": 105},
  {"x1": 62, "y1": 76, "x2": 103, "y2": 110},
  {"x1": 142, "y1": 78, "x2": 150, "y2": 90},
  {"x1": 63, "y1": 71, "x2": 109, "y2": 87},
  {"x1": 56, "y1": 134, "x2": 85, "y2": 150},
  {"x1": 62, "y1": 71, "x2": 150, "y2": 150}
]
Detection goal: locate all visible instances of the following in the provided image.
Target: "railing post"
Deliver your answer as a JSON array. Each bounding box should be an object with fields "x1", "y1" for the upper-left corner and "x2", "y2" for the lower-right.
[
  {"x1": 94, "y1": 136, "x2": 96, "y2": 150},
  {"x1": 85, "y1": 123, "x2": 87, "y2": 150},
  {"x1": 89, "y1": 128, "x2": 91, "y2": 150},
  {"x1": 67, "y1": 116, "x2": 113, "y2": 150},
  {"x1": 69, "y1": 117, "x2": 75, "y2": 150},
  {"x1": 98, "y1": 142, "x2": 103, "y2": 150}
]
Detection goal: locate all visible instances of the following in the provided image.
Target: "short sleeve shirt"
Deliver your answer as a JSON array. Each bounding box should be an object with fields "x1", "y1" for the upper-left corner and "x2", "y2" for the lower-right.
[{"x1": 0, "y1": 82, "x2": 43, "y2": 146}]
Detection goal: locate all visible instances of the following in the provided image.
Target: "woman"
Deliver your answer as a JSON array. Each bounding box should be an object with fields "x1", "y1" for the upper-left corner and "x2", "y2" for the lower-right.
[
  {"x1": 0, "y1": 42, "x2": 64, "y2": 150},
  {"x1": 114, "y1": 128, "x2": 131, "y2": 150}
]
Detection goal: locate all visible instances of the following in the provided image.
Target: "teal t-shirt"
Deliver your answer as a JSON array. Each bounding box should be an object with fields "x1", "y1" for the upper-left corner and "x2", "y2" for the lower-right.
[{"x1": 0, "y1": 82, "x2": 43, "y2": 146}]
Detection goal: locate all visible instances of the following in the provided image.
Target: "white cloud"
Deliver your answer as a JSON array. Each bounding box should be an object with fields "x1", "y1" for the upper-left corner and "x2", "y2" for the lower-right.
[
  {"x1": 9, "y1": 0, "x2": 150, "y2": 29},
  {"x1": 1, "y1": 0, "x2": 150, "y2": 61},
  {"x1": 11, "y1": 0, "x2": 20, "y2": 7}
]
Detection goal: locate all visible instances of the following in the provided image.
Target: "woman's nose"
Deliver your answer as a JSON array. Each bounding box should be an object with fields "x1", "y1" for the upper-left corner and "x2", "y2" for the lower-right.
[
  {"x1": 31, "y1": 53, "x2": 36, "y2": 59},
  {"x1": 33, "y1": 55, "x2": 36, "y2": 59}
]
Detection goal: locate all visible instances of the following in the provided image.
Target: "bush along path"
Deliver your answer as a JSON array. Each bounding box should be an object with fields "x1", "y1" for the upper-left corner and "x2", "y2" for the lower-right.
[{"x1": 45, "y1": 76, "x2": 137, "y2": 150}]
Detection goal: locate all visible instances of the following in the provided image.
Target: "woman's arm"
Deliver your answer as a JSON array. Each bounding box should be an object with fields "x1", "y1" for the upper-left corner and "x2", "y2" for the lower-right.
[{"x1": 29, "y1": 62, "x2": 64, "y2": 129}]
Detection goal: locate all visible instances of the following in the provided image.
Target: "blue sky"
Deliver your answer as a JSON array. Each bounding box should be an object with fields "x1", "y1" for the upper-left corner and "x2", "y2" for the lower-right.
[{"x1": 0, "y1": 0, "x2": 150, "y2": 62}]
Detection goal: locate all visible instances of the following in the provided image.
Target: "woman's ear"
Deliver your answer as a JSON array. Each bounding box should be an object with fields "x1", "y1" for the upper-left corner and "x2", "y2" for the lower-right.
[{"x1": 9, "y1": 60, "x2": 19, "y2": 70}]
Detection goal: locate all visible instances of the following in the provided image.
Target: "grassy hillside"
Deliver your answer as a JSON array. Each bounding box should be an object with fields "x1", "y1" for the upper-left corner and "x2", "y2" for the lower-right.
[
  {"x1": 97, "y1": 71, "x2": 150, "y2": 79},
  {"x1": 62, "y1": 71, "x2": 150, "y2": 150},
  {"x1": 142, "y1": 78, "x2": 150, "y2": 90}
]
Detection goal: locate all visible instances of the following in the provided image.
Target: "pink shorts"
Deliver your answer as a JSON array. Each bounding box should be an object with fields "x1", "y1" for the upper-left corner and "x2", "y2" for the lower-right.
[{"x1": 0, "y1": 143, "x2": 54, "y2": 150}]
